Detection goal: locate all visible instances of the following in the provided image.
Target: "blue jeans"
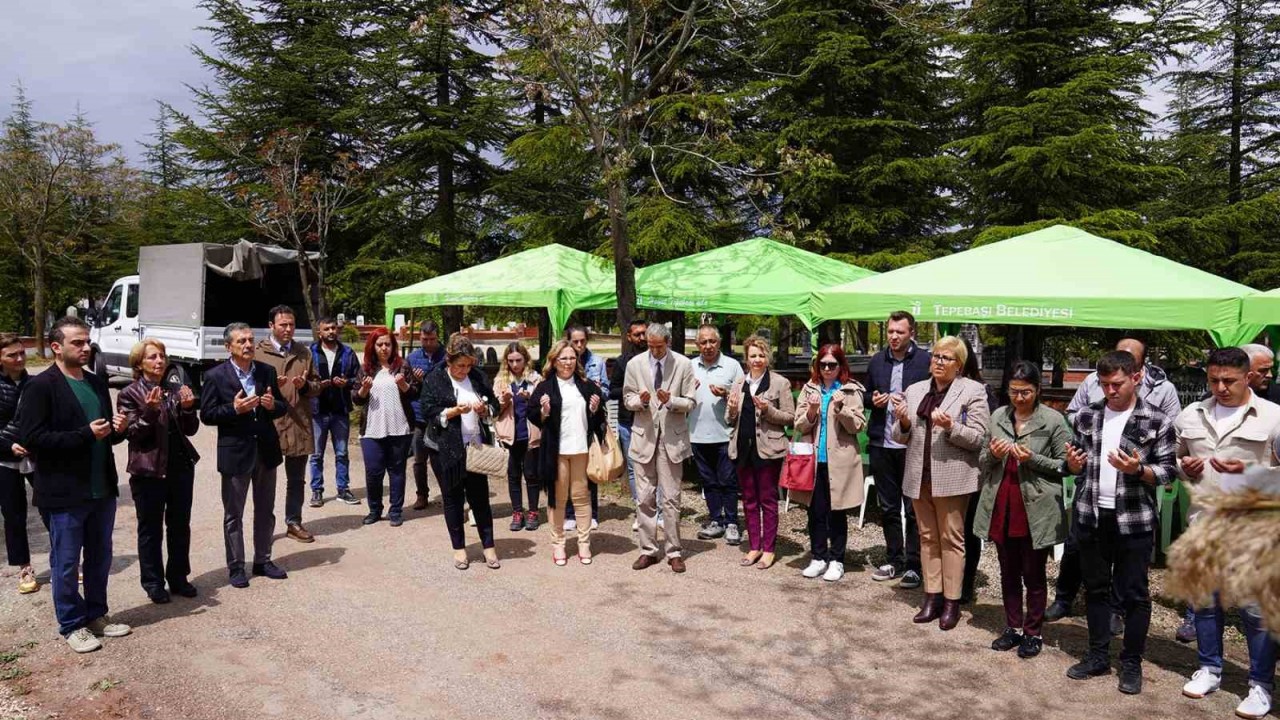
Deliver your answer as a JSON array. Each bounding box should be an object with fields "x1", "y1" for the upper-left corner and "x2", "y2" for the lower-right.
[
  {"x1": 41, "y1": 497, "x2": 116, "y2": 636},
  {"x1": 310, "y1": 412, "x2": 350, "y2": 492},
  {"x1": 1195, "y1": 594, "x2": 1278, "y2": 691},
  {"x1": 362, "y1": 435, "x2": 411, "y2": 520},
  {"x1": 617, "y1": 423, "x2": 637, "y2": 502}
]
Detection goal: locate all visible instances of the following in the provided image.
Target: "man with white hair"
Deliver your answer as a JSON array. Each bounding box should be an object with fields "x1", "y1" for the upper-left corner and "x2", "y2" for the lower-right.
[{"x1": 1240, "y1": 344, "x2": 1280, "y2": 404}]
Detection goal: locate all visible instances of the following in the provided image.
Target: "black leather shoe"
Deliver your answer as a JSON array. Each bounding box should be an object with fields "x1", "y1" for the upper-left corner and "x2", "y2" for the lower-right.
[
  {"x1": 991, "y1": 627, "x2": 1022, "y2": 651},
  {"x1": 1118, "y1": 664, "x2": 1143, "y2": 695},
  {"x1": 1067, "y1": 655, "x2": 1112, "y2": 680},
  {"x1": 228, "y1": 566, "x2": 249, "y2": 589},
  {"x1": 1017, "y1": 634, "x2": 1043, "y2": 659},
  {"x1": 1045, "y1": 598, "x2": 1074, "y2": 621},
  {"x1": 170, "y1": 582, "x2": 199, "y2": 598},
  {"x1": 147, "y1": 588, "x2": 171, "y2": 604},
  {"x1": 389, "y1": 516, "x2": 403, "y2": 527},
  {"x1": 252, "y1": 562, "x2": 288, "y2": 580},
  {"x1": 362, "y1": 512, "x2": 381, "y2": 525}
]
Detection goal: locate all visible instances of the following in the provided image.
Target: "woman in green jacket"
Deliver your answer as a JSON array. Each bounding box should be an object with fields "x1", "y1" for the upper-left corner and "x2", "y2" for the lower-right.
[{"x1": 975, "y1": 360, "x2": 1070, "y2": 660}]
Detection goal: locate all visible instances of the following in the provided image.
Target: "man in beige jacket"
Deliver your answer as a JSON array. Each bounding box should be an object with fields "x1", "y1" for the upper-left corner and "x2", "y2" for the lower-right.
[
  {"x1": 623, "y1": 323, "x2": 696, "y2": 573},
  {"x1": 255, "y1": 305, "x2": 320, "y2": 543},
  {"x1": 1175, "y1": 346, "x2": 1280, "y2": 719}
]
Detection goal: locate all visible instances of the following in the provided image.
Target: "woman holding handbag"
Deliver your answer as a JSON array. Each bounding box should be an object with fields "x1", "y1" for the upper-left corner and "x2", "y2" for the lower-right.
[
  {"x1": 352, "y1": 327, "x2": 419, "y2": 528},
  {"x1": 726, "y1": 335, "x2": 795, "y2": 570},
  {"x1": 420, "y1": 334, "x2": 502, "y2": 570},
  {"x1": 792, "y1": 345, "x2": 866, "y2": 582},
  {"x1": 494, "y1": 342, "x2": 542, "y2": 532},
  {"x1": 527, "y1": 340, "x2": 608, "y2": 566}
]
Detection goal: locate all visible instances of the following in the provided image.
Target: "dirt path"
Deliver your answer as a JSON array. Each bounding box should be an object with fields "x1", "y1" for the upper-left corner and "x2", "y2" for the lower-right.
[{"x1": 0, "y1": 407, "x2": 1253, "y2": 720}]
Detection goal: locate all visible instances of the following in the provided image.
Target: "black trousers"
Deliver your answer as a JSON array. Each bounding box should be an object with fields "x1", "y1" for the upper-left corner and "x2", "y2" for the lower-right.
[
  {"x1": 963, "y1": 493, "x2": 981, "y2": 594},
  {"x1": 868, "y1": 446, "x2": 919, "y2": 572},
  {"x1": 1077, "y1": 511, "x2": 1153, "y2": 665},
  {"x1": 0, "y1": 466, "x2": 32, "y2": 567},
  {"x1": 1055, "y1": 522, "x2": 1123, "y2": 613},
  {"x1": 130, "y1": 461, "x2": 195, "y2": 593},
  {"x1": 808, "y1": 463, "x2": 848, "y2": 563},
  {"x1": 505, "y1": 440, "x2": 541, "y2": 513},
  {"x1": 439, "y1": 467, "x2": 495, "y2": 550},
  {"x1": 283, "y1": 455, "x2": 307, "y2": 526}
]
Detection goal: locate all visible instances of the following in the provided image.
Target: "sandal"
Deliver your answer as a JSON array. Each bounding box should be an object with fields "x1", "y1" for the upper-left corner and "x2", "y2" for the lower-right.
[
  {"x1": 453, "y1": 551, "x2": 470, "y2": 570},
  {"x1": 755, "y1": 552, "x2": 777, "y2": 570},
  {"x1": 553, "y1": 549, "x2": 567, "y2": 567},
  {"x1": 18, "y1": 566, "x2": 38, "y2": 594},
  {"x1": 740, "y1": 551, "x2": 762, "y2": 567},
  {"x1": 579, "y1": 553, "x2": 593, "y2": 565},
  {"x1": 483, "y1": 549, "x2": 501, "y2": 570}
]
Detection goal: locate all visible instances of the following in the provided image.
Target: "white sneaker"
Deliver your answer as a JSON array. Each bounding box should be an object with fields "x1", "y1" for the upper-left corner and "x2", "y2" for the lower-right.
[
  {"x1": 590, "y1": 519, "x2": 599, "y2": 530},
  {"x1": 822, "y1": 561, "x2": 845, "y2": 582},
  {"x1": 1182, "y1": 667, "x2": 1221, "y2": 698},
  {"x1": 1236, "y1": 684, "x2": 1272, "y2": 719},
  {"x1": 65, "y1": 627, "x2": 101, "y2": 653},
  {"x1": 468, "y1": 510, "x2": 476, "y2": 527},
  {"x1": 802, "y1": 559, "x2": 828, "y2": 579},
  {"x1": 564, "y1": 519, "x2": 577, "y2": 531},
  {"x1": 86, "y1": 616, "x2": 132, "y2": 638},
  {"x1": 631, "y1": 518, "x2": 639, "y2": 532}
]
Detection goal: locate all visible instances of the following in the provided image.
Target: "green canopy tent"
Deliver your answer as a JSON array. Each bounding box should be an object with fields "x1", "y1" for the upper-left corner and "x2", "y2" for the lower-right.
[
  {"x1": 634, "y1": 237, "x2": 876, "y2": 330},
  {"x1": 1241, "y1": 289, "x2": 1280, "y2": 326},
  {"x1": 810, "y1": 225, "x2": 1261, "y2": 347},
  {"x1": 383, "y1": 244, "x2": 616, "y2": 336}
]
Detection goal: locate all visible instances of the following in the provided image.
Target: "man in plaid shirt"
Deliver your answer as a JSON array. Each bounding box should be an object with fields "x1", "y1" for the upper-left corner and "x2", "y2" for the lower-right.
[{"x1": 1064, "y1": 350, "x2": 1176, "y2": 695}]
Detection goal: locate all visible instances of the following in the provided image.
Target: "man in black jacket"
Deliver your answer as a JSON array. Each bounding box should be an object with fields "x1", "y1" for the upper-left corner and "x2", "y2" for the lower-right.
[
  {"x1": 0, "y1": 332, "x2": 38, "y2": 595},
  {"x1": 18, "y1": 317, "x2": 129, "y2": 653},
  {"x1": 866, "y1": 311, "x2": 932, "y2": 589},
  {"x1": 199, "y1": 322, "x2": 289, "y2": 589},
  {"x1": 608, "y1": 318, "x2": 649, "y2": 530}
]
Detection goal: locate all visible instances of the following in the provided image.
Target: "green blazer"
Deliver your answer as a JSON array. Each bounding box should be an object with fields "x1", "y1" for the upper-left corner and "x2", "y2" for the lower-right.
[{"x1": 974, "y1": 404, "x2": 1071, "y2": 550}]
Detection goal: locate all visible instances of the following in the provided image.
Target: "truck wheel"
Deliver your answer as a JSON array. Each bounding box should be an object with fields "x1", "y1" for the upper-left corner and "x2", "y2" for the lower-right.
[{"x1": 91, "y1": 350, "x2": 107, "y2": 378}]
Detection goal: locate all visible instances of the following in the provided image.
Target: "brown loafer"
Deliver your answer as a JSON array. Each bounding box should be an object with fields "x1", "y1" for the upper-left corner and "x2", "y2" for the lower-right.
[
  {"x1": 668, "y1": 557, "x2": 686, "y2": 573},
  {"x1": 287, "y1": 523, "x2": 315, "y2": 543},
  {"x1": 939, "y1": 599, "x2": 962, "y2": 631},
  {"x1": 412, "y1": 494, "x2": 428, "y2": 511},
  {"x1": 632, "y1": 554, "x2": 661, "y2": 571},
  {"x1": 913, "y1": 593, "x2": 943, "y2": 623}
]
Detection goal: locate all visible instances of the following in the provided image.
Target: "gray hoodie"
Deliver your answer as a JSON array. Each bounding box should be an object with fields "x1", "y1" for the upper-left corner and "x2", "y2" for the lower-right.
[{"x1": 1065, "y1": 363, "x2": 1183, "y2": 424}]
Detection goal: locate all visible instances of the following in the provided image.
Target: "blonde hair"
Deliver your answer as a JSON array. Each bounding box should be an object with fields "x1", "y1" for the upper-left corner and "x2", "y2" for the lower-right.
[
  {"x1": 496, "y1": 342, "x2": 537, "y2": 386},
  {"x1": 129, "y1": 339, "x2": 168, "y2": 379},
  {"x1": 542, "y1": 339, "x2": 583, "y2": 379},
  {"x1": 742, "y1": 335, "x2": 772, "y2": 368},
  {"x1": 933, "y1": 335, "x2": 967, "y2": 368}
]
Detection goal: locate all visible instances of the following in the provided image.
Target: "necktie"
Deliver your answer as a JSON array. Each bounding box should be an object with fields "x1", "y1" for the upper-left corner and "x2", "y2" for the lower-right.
[{"x1": 653, "y1": 358, "x2": 664, "y2": 393}]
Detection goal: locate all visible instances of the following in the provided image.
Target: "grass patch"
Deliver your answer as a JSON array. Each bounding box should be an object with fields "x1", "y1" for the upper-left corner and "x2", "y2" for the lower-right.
[
  {"x1": 0, "y1": 666, "x2": 29, "y2": 681},
  {"x1": 89, "y1": 678, "x2": 122, "y2": 692},
  {"x1": 0, "y1": 650, "x2": 20, "y2": 665}
]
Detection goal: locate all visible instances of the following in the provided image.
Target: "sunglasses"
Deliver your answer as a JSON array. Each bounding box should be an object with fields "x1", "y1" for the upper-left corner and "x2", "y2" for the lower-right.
[{"x1": 818, "y1": 361, "x2": 840, "y2": 370}]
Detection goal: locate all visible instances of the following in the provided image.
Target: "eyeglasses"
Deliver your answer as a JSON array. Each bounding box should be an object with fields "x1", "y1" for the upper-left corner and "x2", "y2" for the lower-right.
[
  {"x1": 818, "y1": 361, "x2": 839, "y2": 370},
  {"x1": 932, "y1": 355, "x2": 956, "y2": 365}
]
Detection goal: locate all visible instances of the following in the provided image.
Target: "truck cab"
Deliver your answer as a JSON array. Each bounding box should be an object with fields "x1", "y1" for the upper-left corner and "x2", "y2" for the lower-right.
[{"x1": 89, "y1": 275, "x2": 141, "y2": 377}]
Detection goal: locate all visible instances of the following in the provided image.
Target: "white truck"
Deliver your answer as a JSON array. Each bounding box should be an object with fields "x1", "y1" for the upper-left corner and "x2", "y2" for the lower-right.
[{"x1": 88, "y1": 241, "x2": 316, "y2": 388}]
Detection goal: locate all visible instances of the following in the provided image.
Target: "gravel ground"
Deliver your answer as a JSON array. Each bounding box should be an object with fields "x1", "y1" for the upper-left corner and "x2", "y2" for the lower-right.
[{"x1": 0, "y1": 394, "x2": 1257, "y2": 720}]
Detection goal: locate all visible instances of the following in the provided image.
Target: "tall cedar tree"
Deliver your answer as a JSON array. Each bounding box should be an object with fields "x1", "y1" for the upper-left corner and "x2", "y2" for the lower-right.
[
  {"x1": 177, "y1": 0, "x2": 366, "y2": 325},
  {"x1": 744, "y1": 1, "x2": 953, "y2": 266},
  {"x1": 949, "y1": 1, "x2": 1178, "y2": 229}
]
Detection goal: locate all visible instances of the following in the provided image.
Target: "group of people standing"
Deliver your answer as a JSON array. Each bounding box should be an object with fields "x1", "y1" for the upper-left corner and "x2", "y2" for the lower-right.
[{"x1": 0, "y1": 308, "x2": 1276, "y2": 719}]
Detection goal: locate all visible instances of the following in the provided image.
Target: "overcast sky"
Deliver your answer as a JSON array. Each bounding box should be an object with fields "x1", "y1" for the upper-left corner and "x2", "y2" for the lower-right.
[
  {"x1": 0, "y1": 1, "x2": 213, "y2": 162},
  {"x1": 1, "y1": 2, "x2": 1175, "y2": 167}
]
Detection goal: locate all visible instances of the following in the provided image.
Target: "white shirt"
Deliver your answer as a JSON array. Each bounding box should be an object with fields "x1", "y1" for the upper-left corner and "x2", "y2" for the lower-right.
[
  {"x1": 747, "y1": 372, "x2": 765, "y2": 396},
  {"x1": 444, "y1": 375, "x2": 483, "y2": 444},
  {"x1": 557, "y1": 377, "x2": 589, "y2": 454},
  {"x1": 1099, "y1": 405, "x2": 1135, "y2": 510},
  {"x1": 321, "y1": 345, "x2": 337, "y2": 375},
  {"x1": 1212, "y1": 402, "x2": 1247, "y2": 436},
  {"x1": 362, "y1": 369, "x2": 411, "y2": 439}
]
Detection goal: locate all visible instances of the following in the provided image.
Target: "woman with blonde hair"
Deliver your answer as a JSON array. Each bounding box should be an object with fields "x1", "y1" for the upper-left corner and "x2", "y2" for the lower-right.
[
  {"x1": 528, "y1": 340, "x2": 608, "y2": 565},
  {"x1": 726, "y1": 335, "x2": 794, "y2": 569},
  {"x1": 891, "y1": 335, "x2": 991, "y2": 631},
  {"x1": 117, "y1": 339, "x2": 201, "y2": 603},
  {"x1": 494, "y1": 342, "x2": 543, "y2": 531}
]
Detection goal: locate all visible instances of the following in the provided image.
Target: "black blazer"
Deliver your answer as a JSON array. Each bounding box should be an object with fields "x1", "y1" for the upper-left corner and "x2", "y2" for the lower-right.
[
  {"x1": 419, "y1": 366, "x2": 499, "y2": 486},
  {"x1": 17, "y1": 364, "x2": 125, "y2": 509},
  {"x1": 527, "y1": 373, "x2": 607, "y2": 506},
  {"x1": 199, "y1": 360, "x2": 289, "y2": 476}
]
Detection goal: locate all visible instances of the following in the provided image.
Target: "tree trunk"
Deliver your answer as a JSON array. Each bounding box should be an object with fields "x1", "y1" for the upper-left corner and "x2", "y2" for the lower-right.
[
  {"x1": 32, "y1": 262, "x2": 47, "y2": 358},
  {"x1": 855, "y1": 321, "x2": 870, "y2": 354},
  {"x1": 608, "y1": 176, "x2": 637, "y2": 335},
  {"x1": 669, "y1": 311, "x2": 686, "y2": 355},
  {"x1": 816, "y1": 320, "x2": 841, "y2": 348},
  {"x1": 436, "y1": 60, "x2": 463, "y2": 338},
  {"x1": 1227, "y1": 0, "x2": 1245, "y2": 258},
  {"x1": 537, "y1": 307, "x2": 551, "y2": 366},
  {"x1": 777, "y1": 317, "x2": 792, "y2": 368},
  {"x1": 296, "y1": 256, "x2": 320, "y2": 331}
]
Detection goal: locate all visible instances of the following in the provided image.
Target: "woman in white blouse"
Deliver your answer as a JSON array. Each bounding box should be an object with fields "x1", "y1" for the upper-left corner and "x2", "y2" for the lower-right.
[
  {"x1": 528, "y1": 340, "x2": 608, "y2": 566},
  {"x1": 352, "y1": 328, "x2": 419, "y2": 527}
]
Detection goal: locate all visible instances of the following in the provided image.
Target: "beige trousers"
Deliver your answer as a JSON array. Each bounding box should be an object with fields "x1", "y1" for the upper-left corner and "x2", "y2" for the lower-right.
[
  {"x1": 912, "y1": 480, "x2": 970, "y2": 600},
  {"x1": 635, "y1": 444, "x2": 683, "y2": 558},
  {"x1": 548, "y1": 453, "x2": 592, "y2": 554}
]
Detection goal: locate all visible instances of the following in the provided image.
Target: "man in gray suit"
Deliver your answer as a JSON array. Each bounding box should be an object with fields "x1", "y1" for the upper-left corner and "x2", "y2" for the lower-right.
[{"x1": 624, "y1": 323, "x2": 697, "y2": 573}]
